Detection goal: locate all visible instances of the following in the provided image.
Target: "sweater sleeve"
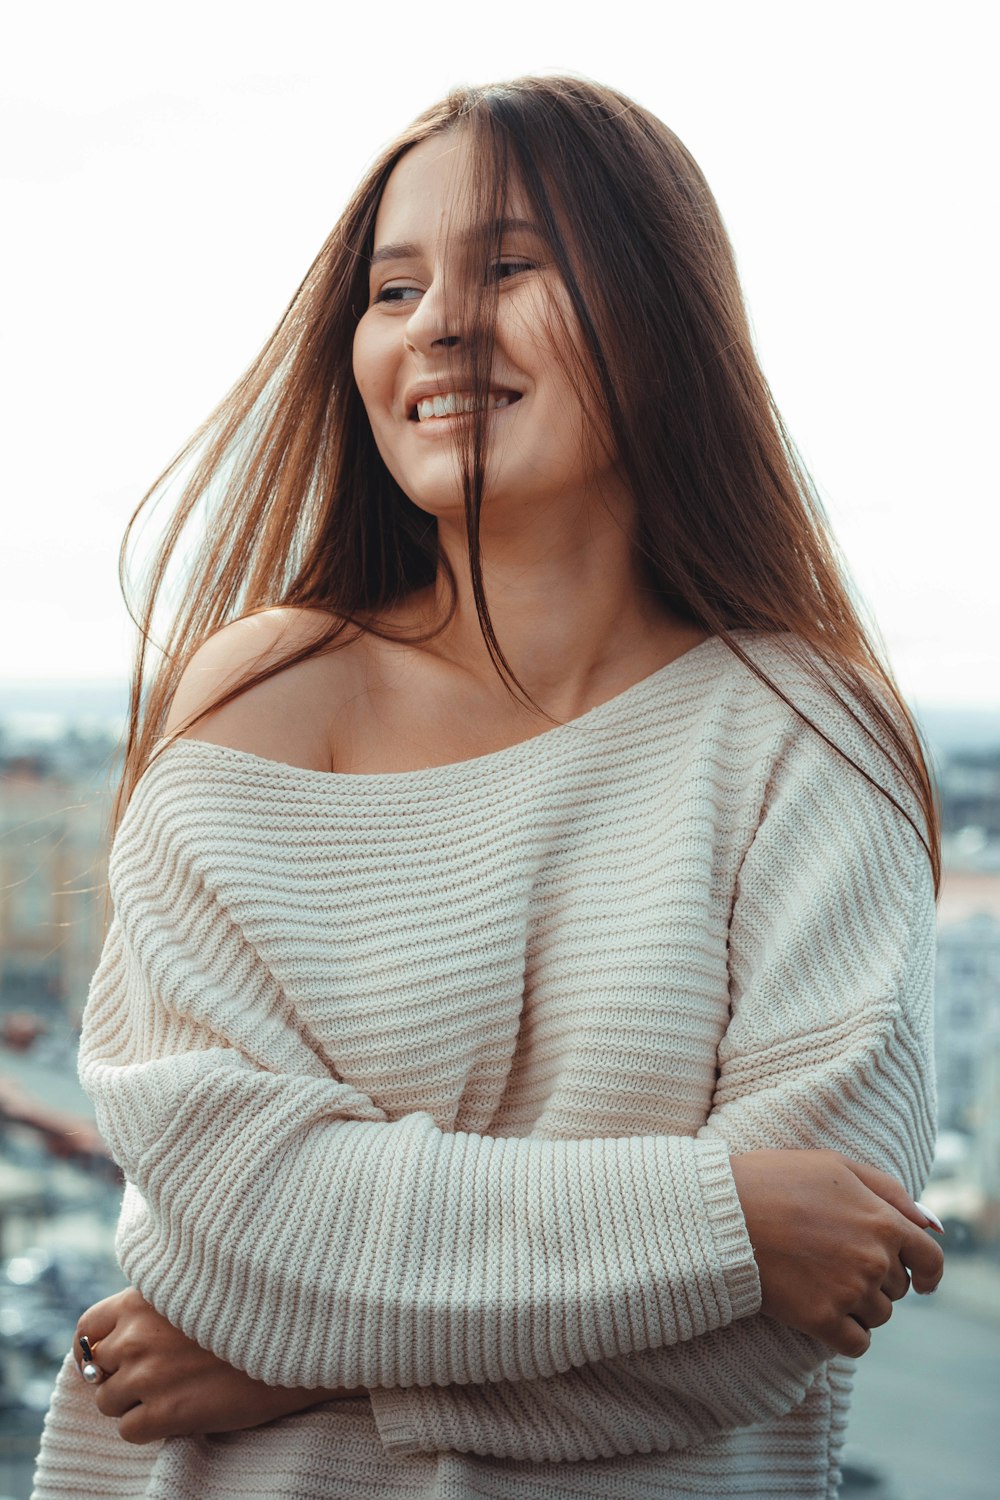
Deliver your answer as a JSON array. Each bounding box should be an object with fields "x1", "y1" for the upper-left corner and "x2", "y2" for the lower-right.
[
  {"x1": 80, "y1": 767, "x2": 761, "y2": 1395},
  {"x1": 367, "y1": 719, "x2": 938, "y2": 1460}
]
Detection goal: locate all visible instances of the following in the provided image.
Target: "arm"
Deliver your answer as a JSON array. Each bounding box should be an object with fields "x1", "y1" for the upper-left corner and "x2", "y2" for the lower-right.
[
  {"x1": 86, "y1": 633, "x2": 941, "y2": 1440},
  {"x1": 364, "y1": 718, "x2": 940, "y2": 1460},
  {"x1": 82, "y1": 758, "x2": 761, "y2": 1395},
  {"x1": 79, "y1": 715, "x2": 939, "y2": 1456}
]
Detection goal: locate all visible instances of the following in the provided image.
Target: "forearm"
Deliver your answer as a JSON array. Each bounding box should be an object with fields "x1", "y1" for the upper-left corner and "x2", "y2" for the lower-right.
[
  {"x1": 367, "y1": 1316, "x2": 823, "y2": 1460},
  {"x1": 106, "y1": 1097, "x2": 758, "y2": 1392}
]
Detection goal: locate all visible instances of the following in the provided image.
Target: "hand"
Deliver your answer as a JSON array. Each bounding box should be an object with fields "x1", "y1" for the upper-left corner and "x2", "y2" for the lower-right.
[
  {"x1": 730, "y1": 1149, "x2": 945, "y2": 1359},
  {"x1": 75, "y1": 1287, "x2": 366, "y2": 1444}
]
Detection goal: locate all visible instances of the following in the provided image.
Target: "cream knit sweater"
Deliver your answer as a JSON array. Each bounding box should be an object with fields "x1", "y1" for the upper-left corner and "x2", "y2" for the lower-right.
[{"x1": 33, "y1": 631, "x2": 937, "y2": 1500}]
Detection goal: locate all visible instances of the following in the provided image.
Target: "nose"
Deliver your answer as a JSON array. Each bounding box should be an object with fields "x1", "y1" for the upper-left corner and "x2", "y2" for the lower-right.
[{"x1": 403, "y1": 276, "x2": 463, "y2": 356}]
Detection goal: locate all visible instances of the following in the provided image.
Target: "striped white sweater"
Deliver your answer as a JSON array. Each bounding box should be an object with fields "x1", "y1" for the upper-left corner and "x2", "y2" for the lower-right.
[{"x1": 33, "y1": 631, "x2": 937, "y2": 1499}]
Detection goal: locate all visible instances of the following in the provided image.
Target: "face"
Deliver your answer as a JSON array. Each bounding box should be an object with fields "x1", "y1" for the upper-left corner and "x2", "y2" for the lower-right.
[{"x1": 352, "y1": 131, "x2": 624, "y2": 532}]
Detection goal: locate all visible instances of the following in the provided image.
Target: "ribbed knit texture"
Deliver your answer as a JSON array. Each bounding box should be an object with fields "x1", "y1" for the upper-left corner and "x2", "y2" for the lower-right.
[{"x1": 32, "y1": 631, "x2": 937, "y2": 1499}]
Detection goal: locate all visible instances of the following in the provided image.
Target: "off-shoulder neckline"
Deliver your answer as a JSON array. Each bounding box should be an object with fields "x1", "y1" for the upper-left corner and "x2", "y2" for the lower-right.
[{"x1": 154, "y1": 632, "x2": 740, "y2": 788}]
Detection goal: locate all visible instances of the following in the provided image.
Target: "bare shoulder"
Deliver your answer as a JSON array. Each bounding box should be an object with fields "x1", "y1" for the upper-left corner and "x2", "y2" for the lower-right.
[{"x1": 164, "y1": 607, "x2": 365, "y2": 771}]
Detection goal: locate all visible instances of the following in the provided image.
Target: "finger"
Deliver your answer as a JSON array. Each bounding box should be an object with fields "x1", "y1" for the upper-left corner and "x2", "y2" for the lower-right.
[
  {"x1": 900, "y1": 1223, "x2": 946, "y2": 1294},
  {"x1": 95, "y1": 1376, "x2": 141, "y2": 1421},
  {"x1": 90, "y1": 1322, "x2": 131, "y2": 1375},
  {"x1": 119, "y1": 1398, "x2": 191, "y2": 1446},
  {"x1": 882, "y1": 1256, "x2": 911, "y2": 1303},
  {"x1": 824, "y1": 1316, "x2": 871, "y2": 1360},
  {"x1": 75, "y1": 1290, "x2": 134, "y2": 1369},
  {"x1": 118, "y1": 1404, "x2": 172, "y2": 1446},
  {"x1": 843, "y1": 1158, "x2": 941, "y2": 1231},
  {"x1": 75, "y1": 1325, "x2": 108, "y2": 1367},
  {"x1": 75, "y1": 1291, "x2": 130, "y2": 1349},
  {"x1": 75, "y1": 1329, "x2": 121, "y2": 1377},
  {"x1": 854, "y1": 1288, "x2": 894, "y2": 1331},
  {"x1": 913, "y1": 1200, "x2": 945, "y2": 1234}
]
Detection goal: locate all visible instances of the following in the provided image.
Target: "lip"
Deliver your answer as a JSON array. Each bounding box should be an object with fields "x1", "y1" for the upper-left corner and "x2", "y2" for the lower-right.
[
  {"x1": 408, "y1": 401, "x2": 521, "y2": 437},
  {"x1": 402, "y1": 379, "x2": 523, "y2": 421}
]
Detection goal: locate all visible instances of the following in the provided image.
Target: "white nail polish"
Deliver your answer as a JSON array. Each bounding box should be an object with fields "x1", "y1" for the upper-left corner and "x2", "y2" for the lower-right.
[{"x1": 914, "y1": 1200, "x2": 945, "y2": 1233}]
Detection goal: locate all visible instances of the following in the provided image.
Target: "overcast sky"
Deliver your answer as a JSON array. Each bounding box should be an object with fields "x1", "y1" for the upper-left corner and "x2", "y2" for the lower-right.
[{"x1": 3, "y1": 0, "x2": 996, "y2": 710}]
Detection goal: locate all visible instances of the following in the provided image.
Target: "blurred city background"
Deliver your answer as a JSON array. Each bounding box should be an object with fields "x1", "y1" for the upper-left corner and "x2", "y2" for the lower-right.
[{"x1": 0, "y1": 680, "x2": 998, "y2": 1498}]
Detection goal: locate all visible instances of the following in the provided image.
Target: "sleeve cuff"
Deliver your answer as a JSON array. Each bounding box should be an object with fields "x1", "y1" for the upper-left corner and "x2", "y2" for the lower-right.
[
  {"x1": 368, "y1": 1388, "x2": 428, "y2": 1456},
  {"x1": 693, "y1": 1137, "x2": 762, "y2": 1322}
]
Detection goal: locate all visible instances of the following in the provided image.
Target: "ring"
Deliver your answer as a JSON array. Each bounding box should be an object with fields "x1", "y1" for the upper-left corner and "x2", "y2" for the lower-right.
[{"x1": 79, "y1": 1334, "x2": 105, "y2": 1386}]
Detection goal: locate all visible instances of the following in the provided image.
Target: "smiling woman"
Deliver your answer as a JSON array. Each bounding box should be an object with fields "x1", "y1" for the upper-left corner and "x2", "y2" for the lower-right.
[
  {"x1": 32, "y1": 75, "x2": 943, "y2": 1500},
  {"x1": 353, "y1": 138, "x2": 620, "y2": 537}
]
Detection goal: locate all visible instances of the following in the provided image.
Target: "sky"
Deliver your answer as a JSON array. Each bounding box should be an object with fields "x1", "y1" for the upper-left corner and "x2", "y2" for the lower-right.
[{"x1": 2, "y1": 0, "x2": 997, "y2": 710}]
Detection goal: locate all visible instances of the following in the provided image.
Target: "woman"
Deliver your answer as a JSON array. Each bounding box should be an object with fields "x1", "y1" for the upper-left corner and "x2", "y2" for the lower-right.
[{"x1": 33, "y1": 76, "x2": 943, "y2": 1499}]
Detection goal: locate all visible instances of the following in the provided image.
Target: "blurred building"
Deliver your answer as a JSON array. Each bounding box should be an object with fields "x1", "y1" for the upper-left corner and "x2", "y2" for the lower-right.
[
  {"x1": 934, "y1": 911, "x2": 1000, "y2": 1134},
  {"x1": 939, "y1": 748, "x2": 1000, "y2": 850},
  {"x1": 931, "y1": 740, "x2": 1000, "y2": 1244},
  {"x1": 0, "y1": 757, "x2": 111, "y2": 1030}
]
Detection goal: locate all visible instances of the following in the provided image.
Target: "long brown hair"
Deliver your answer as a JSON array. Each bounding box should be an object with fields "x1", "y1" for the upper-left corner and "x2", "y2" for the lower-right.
[{"x1": 115, "y1": 74, "x2": 941, "y2": 890}]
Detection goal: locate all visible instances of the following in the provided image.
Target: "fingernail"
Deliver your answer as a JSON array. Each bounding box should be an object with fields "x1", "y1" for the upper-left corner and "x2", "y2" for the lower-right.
[{"x1": 914, "y1": 1200, "x2": 945, "y2": 1234}]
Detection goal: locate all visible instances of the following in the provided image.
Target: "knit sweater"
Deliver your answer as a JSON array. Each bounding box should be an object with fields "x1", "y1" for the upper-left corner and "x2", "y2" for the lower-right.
[{"x1": 32, "y1": 631, "x2": 937, "y2": 1500}]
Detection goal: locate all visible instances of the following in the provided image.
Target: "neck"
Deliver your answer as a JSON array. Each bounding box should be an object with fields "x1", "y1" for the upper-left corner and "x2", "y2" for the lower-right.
[{"x1": 422, "y1": 504, "x2": 704, "y2": 719}]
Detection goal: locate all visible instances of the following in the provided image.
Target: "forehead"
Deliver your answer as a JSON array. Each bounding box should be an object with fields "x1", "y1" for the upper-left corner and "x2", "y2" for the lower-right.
[{"x1": 372, "y1": 131, "x2": 529, "y2": 251}]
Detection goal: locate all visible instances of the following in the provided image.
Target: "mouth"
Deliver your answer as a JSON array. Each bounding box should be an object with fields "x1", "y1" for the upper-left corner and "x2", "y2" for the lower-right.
[{"x1": 408, "y1": 390, "x2": 522, "y2": 422}]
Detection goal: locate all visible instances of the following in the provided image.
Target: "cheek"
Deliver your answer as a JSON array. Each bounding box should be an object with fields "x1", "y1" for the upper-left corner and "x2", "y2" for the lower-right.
[
  {"x1": 351, "y1": 319, "x2": 394, "y2": 416},
  {"x1": 499, "y1": 288, "x2": 555, "y2": 373},
  {"x1": 350, "y1": 327, "x2": 373, "y2": 408},
  {"x1": 503, "y1": 289, "x2": 594, "y2": 426}
]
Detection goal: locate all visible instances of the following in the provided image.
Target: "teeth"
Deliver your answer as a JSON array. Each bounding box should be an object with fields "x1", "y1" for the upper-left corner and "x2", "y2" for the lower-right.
[{"x1": 415, "y1": 391, "x2": 515, "y2": 422}]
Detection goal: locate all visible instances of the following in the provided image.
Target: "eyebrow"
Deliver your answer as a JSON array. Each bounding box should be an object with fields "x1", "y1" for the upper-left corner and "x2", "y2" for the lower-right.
[{"x1": 369, "y1": 217, "x2": 546, "y2": 267}]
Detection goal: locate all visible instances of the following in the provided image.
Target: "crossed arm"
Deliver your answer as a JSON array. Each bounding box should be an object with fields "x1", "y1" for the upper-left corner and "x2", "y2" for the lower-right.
[
  {"x1": 71, "y1": 728, "x2": 944, "y2": 1453},
  {"x1": 75, "y1": 1148, "x2": 942, "y2": 1449}
]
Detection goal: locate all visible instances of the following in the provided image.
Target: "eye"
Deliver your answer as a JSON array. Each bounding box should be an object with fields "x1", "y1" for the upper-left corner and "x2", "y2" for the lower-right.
[
  {"x1": 489, "y1": 259, "x2": 535, "y2": 283},
  {"x1": 373, "y1": 283, "x2": 422, "y2": 306}
]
